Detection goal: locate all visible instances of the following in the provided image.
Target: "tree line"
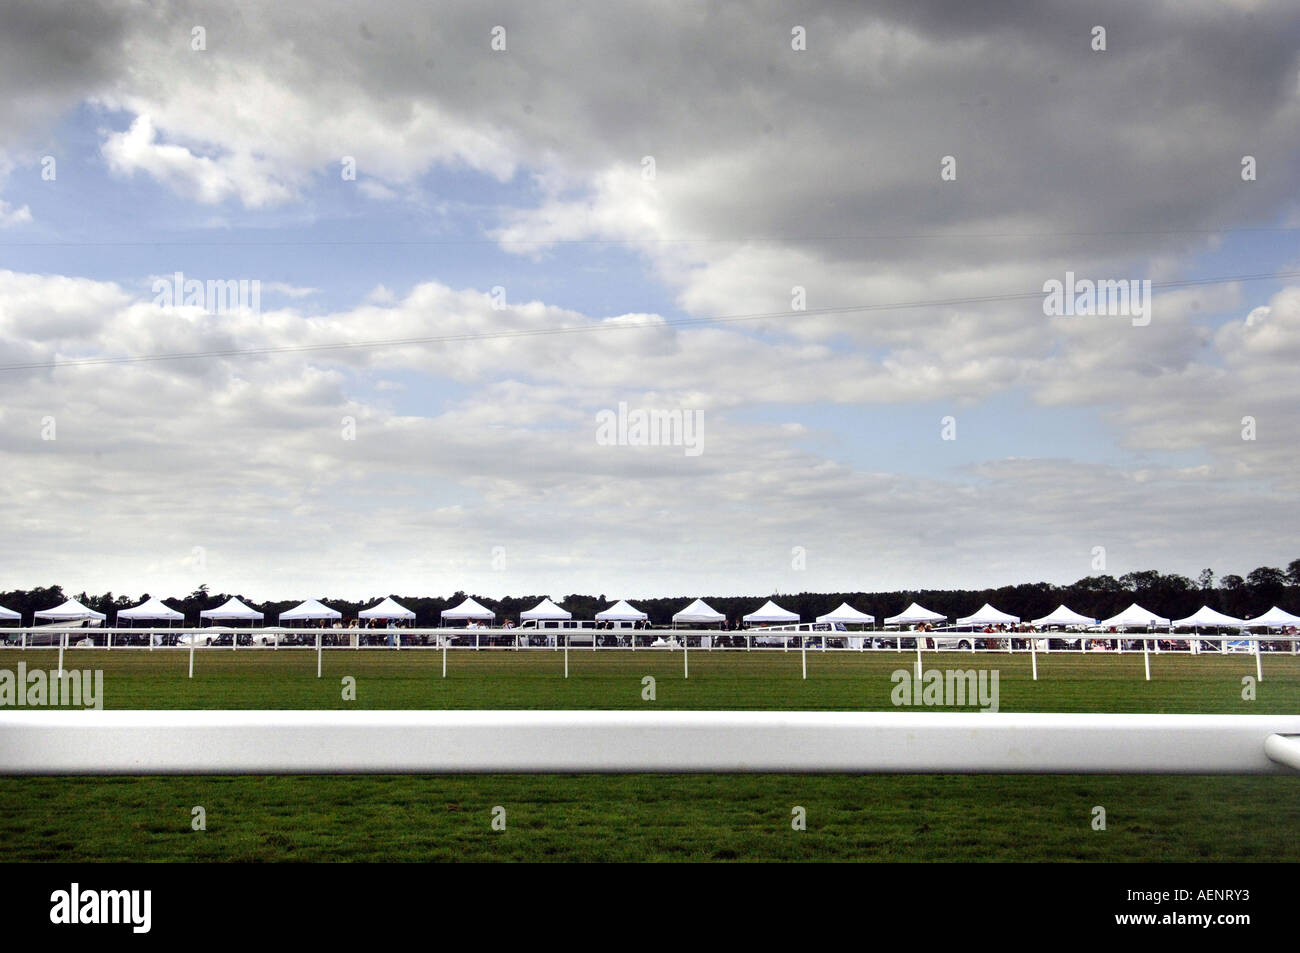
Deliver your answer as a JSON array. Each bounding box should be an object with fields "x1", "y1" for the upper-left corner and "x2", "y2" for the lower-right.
[{"x1": 3, "y1": 560, "x2": 1298, "y2": 626}]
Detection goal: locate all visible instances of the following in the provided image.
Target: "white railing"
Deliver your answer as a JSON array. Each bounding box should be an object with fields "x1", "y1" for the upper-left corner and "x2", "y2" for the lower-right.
[
  {"x1": 0, "y1": 710, "x2": 1297, "y2": 775},
  {"x1": 5, "y1": 627, "x2": 1295, "y2": 685}
]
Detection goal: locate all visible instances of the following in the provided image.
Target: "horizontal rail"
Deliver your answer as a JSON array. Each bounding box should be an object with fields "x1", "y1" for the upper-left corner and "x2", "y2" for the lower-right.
[
  {"x1": 3, "y1": 627, "x2": 1295, "y2": 643},
  {"x1": 1, "y1": 711, "x2": 1298, "y2": 775}
]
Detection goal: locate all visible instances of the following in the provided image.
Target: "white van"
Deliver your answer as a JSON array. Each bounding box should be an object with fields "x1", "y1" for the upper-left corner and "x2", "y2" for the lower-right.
[{"x1": 748, "y1": 621, "x2": 845, "y2": 646}]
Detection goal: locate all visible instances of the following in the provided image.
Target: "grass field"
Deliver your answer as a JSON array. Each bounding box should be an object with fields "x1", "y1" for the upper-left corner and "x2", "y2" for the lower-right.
[{"x1": 1, "y1": 647, "x2": 1297, "y2": 862}]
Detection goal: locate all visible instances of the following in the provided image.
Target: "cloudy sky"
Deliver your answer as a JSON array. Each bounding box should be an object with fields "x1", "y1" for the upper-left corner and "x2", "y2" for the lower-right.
[{"x1": 0, "y1": 0, "x2": 1298, "y2": 602}]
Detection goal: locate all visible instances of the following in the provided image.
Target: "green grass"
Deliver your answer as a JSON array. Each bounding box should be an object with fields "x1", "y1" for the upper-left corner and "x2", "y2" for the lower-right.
[
  {"x1": 1, "y1": 647, "x2": 1297, "y2": 862},
  {"x1": 8, "y1": 645, "x2": 1297, "y2": 712}
]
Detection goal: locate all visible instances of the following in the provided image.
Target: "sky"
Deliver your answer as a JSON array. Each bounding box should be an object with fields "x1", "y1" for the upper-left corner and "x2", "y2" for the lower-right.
[{"x1": 0, "y1": 0, "x2": 1298, "y2": 602}]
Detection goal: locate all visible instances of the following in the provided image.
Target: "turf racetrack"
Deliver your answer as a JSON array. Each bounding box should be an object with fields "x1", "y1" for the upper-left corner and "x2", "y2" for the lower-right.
[{"x1": 1, "y1": 648, "x2": 1296, "y2": 862}]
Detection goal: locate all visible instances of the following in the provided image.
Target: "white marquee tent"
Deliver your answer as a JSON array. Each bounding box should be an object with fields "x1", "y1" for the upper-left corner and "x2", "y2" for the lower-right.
[
  {"x1": 1246, "y1": 605, "x2": 1300, "y2": 628},
  {"x1": 816, "y1": 602, "x2": 875, "y2": 625},
  {"x1": 0, "y1": 604, "x2": 21, "y2": 622},
  {"x1": 672, "y1": 598, "x2": 725, "y2": 625},
  {"x1": 199, "y1": 597, "x2": 264, "y2": 623},
  {"x1": 1172, "y1": 606, "x2": 1248, "y2": 628},
  {"x1": 279, "y1": 599, "x2": 342, "y2": 622},
  {"x1": 884, "y1": 602, "x2": 946, "y2": 626},
  {"x1": 1031, "y1": 605, "x2": 1097, "y2": 627},
  {"x1": 1097, "y1": 603, "x2": 1170, "y2": 628},
  {"x1": 743, "y1": 600, "x2": 799, "y2": 624},
  {"x1": 957, "y1": 603, "x2": 1020, "y2": 627},
  {"x1": 441, "y1": 597, "x2": 496, "y2": 624},
  {"x1": 35, "y1": 598, "x2": 105, "y2": 622},
  {"x1": 596, "y1": 599, "x2": 648, "y2": 622},
  {"x1": 360, "y1": 596, "x2": 416, "y2": 621},
  {"x1": 117, "y1": 597, "x2": 184, "y2": 624},
  {"x1": 521, "y1": 597, "x2": 571, "y2": 621}
]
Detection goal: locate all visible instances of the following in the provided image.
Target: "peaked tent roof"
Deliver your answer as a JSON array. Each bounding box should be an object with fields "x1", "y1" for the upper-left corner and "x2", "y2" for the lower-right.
[
  {"x1": 442, "y1": 597, "x2": 496, "y2": 620},
  {"x1": 957, "y1": 603, "x2": 1020, "y2": 626},
  {"x1": 816, "y1": 602, "x2": 876, "y2": 624},
  {"x1": 359, "y1": 596, "x2": 416, "y2": 620},
  {"x1": 1097, "y1": 602, "x2": 1170, "y2": 628},
  {"x1": 1246, "y1": 605, "x2": 1300, "y2": 627},
  {"x1": 521, "y1": 597, "x2": 571, "y2": 621},
  {"x1": 0, "y1": 604, "x2": 21, "y2": 620},
  {"x1": 596, "y1": 599, "x2": 648, "y2": 621},
  {"x1": 884, "y1": 602, "x2": 946, "y2": 625},
  {"x1": 34, "y1": 598, "x2": 106, "y2": 621},
  {"x1": 117, "y1": 596, "x2": 184, "y2": 621},
  {"x1": 1172, "y1": 605, "x2": 1248, "y2": 628},
  {"x1": 743, "y1": 599, "x2": 799, "y2": 623},
  {"x1": 1031, "y1": 604, "x2": 1097, "y2": 627},
  {"x1": 199, "y1": 597, "x2": 264, "y2": 620},
  {"x1": 672, "y1": 598, "x2": 725, "y2": 624},
  {"x1": 279, "y1": 599, "x2": 342, "y2": 621}
]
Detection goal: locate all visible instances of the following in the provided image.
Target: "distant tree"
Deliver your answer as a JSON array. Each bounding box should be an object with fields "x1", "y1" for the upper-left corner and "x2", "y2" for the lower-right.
[
  {"x1": 1286, "y1": 559, "x2": 1300, "y2": 588},
  {"x1": 1247, "y1": 566, "x2": 1287, "y2": 603},
  {"x1": 1197, "y1": 568, "x2": 1215, "y2": 590},
  {"x1": 1221, "y1": 574, "x2": 1245, "y2": 591},
  {"x1": 1072, "y1": 575, "x2": 1123, "y2": 592},
  {"x1": 1119, "y1": 570, "x2": 1161, "y2": 591}
]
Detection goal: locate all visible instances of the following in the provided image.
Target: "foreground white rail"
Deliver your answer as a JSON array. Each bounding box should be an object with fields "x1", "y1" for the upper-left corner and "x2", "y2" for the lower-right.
[{"x1": 1, "y1": 710, "x2": 1298, "y2": 775}]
